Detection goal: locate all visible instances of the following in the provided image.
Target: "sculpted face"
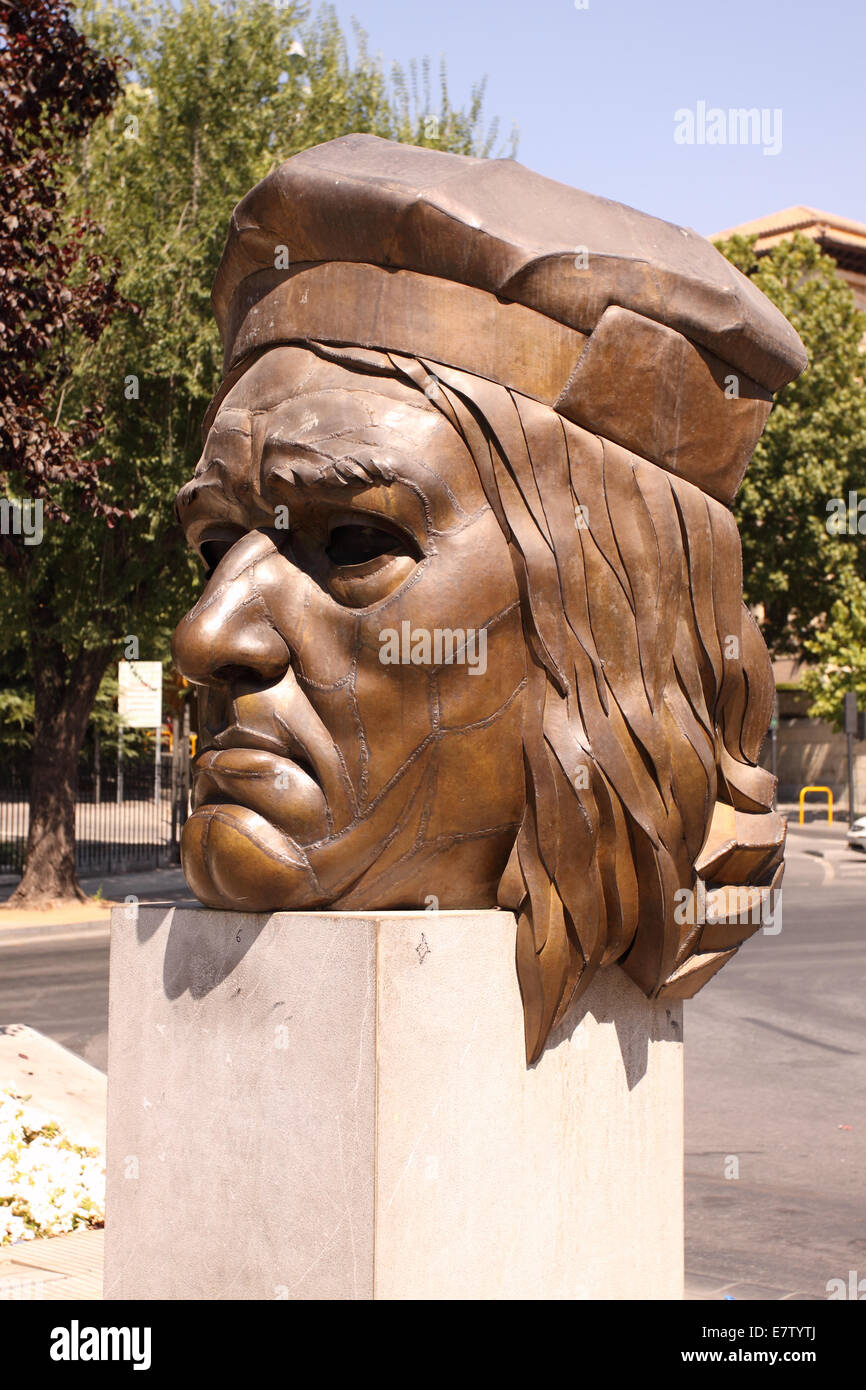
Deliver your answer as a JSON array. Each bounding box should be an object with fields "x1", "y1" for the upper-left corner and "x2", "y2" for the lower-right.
[
  {"x1": 168, "y1": 135, "x2": 803, "y2": 1062},
  {"x1": 172, "y1": 347, "x2": 527, "y2": 912}
]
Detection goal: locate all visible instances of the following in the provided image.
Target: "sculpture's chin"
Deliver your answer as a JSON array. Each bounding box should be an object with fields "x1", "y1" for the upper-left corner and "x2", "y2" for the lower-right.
[{"x1": 180, "y1": 803, "x2": 323, "y2": 912}]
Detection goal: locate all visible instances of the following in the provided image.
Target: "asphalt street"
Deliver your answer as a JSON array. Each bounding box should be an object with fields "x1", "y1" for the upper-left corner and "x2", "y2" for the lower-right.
[
  {"x1": 0, "y1": 932, "x2": 110, "y2": 1072},
  {"x1": 0, "y1": 868, "x2": 191, "y2": 1070},
  {"x1": 686, "y1": 827, "x2": 866, "y2": 1297},
  {"x1": 0, "y1": 830, "x2": 862, "y2": 1296}
]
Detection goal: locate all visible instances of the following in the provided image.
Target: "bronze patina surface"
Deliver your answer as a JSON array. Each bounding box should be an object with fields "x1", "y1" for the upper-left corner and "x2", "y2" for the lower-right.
[{"x1": 172, "y1": 135, "x2": 806, "y2": 1062}]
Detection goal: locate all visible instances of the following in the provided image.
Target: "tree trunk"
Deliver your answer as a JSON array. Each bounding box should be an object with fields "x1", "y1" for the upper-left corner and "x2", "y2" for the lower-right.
[{"x1": 8, "y1": 640, "x2": 111, "y2": 907}]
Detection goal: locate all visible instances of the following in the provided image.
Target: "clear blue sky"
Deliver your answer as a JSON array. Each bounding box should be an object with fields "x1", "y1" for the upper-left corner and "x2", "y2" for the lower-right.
[{"x1": 328, "y1": 0, "x2": 866, "y2": 237}]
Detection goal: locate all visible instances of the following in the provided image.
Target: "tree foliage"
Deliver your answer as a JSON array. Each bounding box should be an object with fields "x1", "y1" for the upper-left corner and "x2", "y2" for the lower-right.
[
  {"x1": 715, "y1": 233, "x2": 866, "y2": 669},
  {"x1": 0, "y1": 0, "x2": 127, "y2": 531},
  {"x1": 801, "y1": 574, "x2": 866, "y2": 727}
]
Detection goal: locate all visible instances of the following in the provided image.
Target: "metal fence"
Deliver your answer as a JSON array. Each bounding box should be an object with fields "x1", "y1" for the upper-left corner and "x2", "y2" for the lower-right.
[
  {"x1": 0, "y1": 768, "x2": 28, "y2": 876},
  {"x1": 0, "y1": 750, "x2": 190, "y2": 878}
]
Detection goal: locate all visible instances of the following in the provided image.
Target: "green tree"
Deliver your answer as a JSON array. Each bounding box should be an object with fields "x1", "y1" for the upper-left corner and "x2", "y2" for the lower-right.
[
  {"x1": 801, "y1": 574, "x2": 866, "y2": 727},
  {"x1": 715, "y1": 233, "x2": 866, "y2": 662},
  {"x1": 1, "y1": 0, "x2": 512, "y2": 902},
  {"x1": 0, "y1": 0, "x2": 128, "y2": 907}
]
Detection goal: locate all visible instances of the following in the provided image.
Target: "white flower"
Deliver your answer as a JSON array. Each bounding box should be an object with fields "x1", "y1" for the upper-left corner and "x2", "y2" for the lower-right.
[{"x1": 0, "y1": 1085, "x2": 105, "y2": 1243}]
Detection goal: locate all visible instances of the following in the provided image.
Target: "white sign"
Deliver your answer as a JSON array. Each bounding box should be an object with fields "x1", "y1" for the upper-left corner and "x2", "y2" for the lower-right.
[{"x1": 118, "y1": 661, "x2": 163, "y2": 728}]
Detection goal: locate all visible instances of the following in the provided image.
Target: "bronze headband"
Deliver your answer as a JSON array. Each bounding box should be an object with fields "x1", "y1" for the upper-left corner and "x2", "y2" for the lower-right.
[{"x1": 217, "y1": 260, "x2": 774, "y2": 505}]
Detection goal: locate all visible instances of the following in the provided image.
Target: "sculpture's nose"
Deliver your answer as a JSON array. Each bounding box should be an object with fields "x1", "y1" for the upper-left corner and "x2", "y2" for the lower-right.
[{"x1": 171, "y1": 531, "x2": 291, "y2": 688}]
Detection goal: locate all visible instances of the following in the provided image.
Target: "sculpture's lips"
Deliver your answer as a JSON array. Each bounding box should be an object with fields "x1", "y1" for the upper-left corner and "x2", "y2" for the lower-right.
[
  {"x1": 211, "y1": 727, "x2": 305, "y2": 759},
  {"x1": 192, "y1": 746, "x2": 329, "y2": 842}
]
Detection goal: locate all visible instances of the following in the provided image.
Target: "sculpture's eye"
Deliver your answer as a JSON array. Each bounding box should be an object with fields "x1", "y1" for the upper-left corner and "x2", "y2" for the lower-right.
[
  {"x1": 324, "y1": 518, "x2": 422, "y2": 608},
  {"x1": 326, "y1": 522, "x2": 406, "y2": 568}
]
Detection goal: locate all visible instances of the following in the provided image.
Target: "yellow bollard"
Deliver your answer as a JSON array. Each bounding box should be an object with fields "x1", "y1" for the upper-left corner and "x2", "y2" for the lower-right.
[{"x1": 798, "y1": 785, "x2": 834, "y2": 825}]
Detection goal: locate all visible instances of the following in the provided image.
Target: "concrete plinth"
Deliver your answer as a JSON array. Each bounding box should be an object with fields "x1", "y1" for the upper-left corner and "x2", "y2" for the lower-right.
[{"x1": 105, "y1": 905, "x2": 683, "y2": 1300}]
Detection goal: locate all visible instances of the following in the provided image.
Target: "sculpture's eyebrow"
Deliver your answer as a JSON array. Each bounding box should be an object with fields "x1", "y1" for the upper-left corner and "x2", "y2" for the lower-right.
[
  {"x1": 262, "y1": 434, "x2": 397, "y2": 492},
  {"x1": 262, "y1": 437, "x2": 433, "y2": 542}
]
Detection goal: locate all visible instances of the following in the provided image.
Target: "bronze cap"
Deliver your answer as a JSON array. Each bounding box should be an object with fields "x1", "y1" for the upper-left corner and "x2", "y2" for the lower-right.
[{"x1": 211, "y1": 134, "x2": 807, "y2": 504}]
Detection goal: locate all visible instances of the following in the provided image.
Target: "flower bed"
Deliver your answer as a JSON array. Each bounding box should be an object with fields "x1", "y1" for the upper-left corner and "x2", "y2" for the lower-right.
[{"x1": 0, "y1": 1085, "x2": 105, "y2": 1243}]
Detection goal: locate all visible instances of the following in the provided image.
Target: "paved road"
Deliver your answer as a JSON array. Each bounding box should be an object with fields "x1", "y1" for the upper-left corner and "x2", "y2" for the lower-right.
[
  {"x1": 0, "y1": 931, "x2": 110, "y2": 1071},
  {"x1": 685, "y1": 830, "x2": 866, "y2": 1297},
  {"x1": 0, "y1": 868, "x2": 192, "y2": 1069},
  {"x1": 0, "y1": 833, "x2": 862, "y2": 1295}
]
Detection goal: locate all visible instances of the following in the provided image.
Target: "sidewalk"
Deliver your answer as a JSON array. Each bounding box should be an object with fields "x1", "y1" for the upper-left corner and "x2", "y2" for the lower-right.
[
  {"x1": 0, "y1": 1236, "x2": 821, "y2": 1301},
  {"x1": 0, "y1": 867, "x2": 196, "y2": 940},
  {"x1": 0, "y1": 1229, "x2": 104, "y2": 1301}
]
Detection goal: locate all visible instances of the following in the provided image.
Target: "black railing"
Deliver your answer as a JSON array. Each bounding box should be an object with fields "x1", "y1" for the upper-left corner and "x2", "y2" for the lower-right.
[
  {"x1": 0, "y1": 768, "x2": 29, "y2": 876},
  {"x1": 0, "y1": 751, "x2": 189, "y2": 877}
]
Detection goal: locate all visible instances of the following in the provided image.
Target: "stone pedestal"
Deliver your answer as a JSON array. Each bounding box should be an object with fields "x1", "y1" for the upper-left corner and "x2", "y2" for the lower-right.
[{"x1": 105, "y1": 905, "x2": 683, "y2": 1300}]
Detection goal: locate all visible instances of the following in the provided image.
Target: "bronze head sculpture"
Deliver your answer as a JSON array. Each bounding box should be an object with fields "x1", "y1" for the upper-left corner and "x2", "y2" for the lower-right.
[{"x1": 171, "y1": 136, "x2": 807, "y2": 1062}]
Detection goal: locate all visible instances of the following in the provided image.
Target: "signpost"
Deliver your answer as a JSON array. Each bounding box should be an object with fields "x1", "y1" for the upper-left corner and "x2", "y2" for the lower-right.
[
  {"x1": 118, "y1": 661, "x2": 164, "y2": 811},
  {"x1": 843, "y1": 692, "x2": 858, "y2": 826},
  {"x1": 769, "y1": 695, "x2": 778, "y2": 808}
]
